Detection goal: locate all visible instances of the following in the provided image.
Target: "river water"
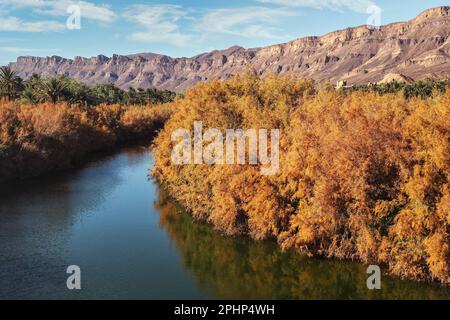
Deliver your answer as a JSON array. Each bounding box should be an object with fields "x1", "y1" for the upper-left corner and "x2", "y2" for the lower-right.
[{"x1": 0, "y1": 146, "x2": 448, "y2": 299}]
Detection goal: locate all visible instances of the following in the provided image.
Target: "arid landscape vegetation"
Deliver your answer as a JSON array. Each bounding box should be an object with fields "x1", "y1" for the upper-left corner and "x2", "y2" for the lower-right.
[
  {"x1": 1, "y1": 62, "x2": 449, "y2": 285},
  {"x1": 0, "y1": 66, "x2": 176, "y2": 181},
  {"x1": 152, "y1": 75, "x2": 450, "y2": 284}
]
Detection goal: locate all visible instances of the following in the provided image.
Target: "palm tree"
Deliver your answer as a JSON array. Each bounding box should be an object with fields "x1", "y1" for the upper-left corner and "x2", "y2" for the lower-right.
[
  {"x1": 42, "y1": 77, "x2": 69, "y2": 104},
  {"x1": 0, "y1": 66, "x2": 23, "y2": 101},
  {"x1": 21, "y1": 84, "x2": 40, "y2": 105},
  {"x1": 21, "y1": 74, "x2": 43, "y2": 104}
]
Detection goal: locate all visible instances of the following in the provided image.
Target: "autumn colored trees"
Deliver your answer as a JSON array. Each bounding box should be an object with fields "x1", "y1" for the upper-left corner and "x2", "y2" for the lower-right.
[
  {"x1": 152, "y1": 75, "x2": 450, "y2": 283},
  {"x1": 0, "y1": 100, "x2": 173, "y2": 181},
  {"x1": 0, "y1": 70, "x2": 177, "y2": 181},
  {"x1": 1, "y1": 72, "x2": 448, "y2": 283}
]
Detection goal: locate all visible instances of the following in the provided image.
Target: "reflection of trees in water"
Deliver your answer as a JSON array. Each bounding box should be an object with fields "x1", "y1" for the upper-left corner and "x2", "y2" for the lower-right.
[
  {"x1": 0, "y1": 150, "x2": 126, "y2": 224},
  {"x1": 0, "y1": 145, "x2": 152, "y2": 223},
  {"x1": 155, "y1": 189, "x2": 450, "y2": 300}
]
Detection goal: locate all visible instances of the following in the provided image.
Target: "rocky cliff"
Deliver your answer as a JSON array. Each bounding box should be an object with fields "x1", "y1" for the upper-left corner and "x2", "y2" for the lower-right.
[{"x1": 9, "y1": 6, "x2": 450, "y2": 91}]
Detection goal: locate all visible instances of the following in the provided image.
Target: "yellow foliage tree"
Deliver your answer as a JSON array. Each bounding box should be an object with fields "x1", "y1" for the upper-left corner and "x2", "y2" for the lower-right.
[{"x1": 152, "y1": 75, "x2": 449, "y2": 283}]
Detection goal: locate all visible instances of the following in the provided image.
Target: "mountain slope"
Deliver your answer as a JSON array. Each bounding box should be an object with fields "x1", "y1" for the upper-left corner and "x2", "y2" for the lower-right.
[{"x1": 9, "y1": 6, "x2": 450, "y2": 91}]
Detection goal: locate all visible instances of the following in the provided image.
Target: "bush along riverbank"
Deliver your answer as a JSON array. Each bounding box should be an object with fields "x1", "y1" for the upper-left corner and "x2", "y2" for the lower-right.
[
  {"x1": 0, "y1": 100, "x2": 173, "y2": 181},
  {"x1": 152, "y1": 75, "x2": 450, "y2": 284}
]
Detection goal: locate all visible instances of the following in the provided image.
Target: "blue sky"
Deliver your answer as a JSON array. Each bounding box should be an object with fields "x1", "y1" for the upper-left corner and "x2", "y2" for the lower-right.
[{"x1": 0, "y1": 0, "x2": 448, "y2": 65}]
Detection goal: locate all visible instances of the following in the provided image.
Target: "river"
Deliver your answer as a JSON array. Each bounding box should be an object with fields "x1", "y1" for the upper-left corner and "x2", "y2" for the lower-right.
[{"x1": 0, "y1": 146, "x2": 448, "y2": 299}]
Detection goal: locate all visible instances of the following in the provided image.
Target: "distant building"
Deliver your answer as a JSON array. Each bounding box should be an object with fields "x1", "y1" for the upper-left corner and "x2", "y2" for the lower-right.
[{"x1": 336, "y1": 80, "x2": 347, "y2": 89}]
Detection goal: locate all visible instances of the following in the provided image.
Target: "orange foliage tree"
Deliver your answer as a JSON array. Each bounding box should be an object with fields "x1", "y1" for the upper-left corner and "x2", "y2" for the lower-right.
[
  {"x1": 152, "y1": 75, "x2": 450, "y2": 283},
  {"x1": 0, "y1": 100, "x2": 173, "y2": 181}
]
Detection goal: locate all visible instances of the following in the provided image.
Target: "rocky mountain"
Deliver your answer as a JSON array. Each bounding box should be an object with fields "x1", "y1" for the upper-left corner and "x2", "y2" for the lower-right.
[{"x1": 9, "y1": 6, "x2": 450, "y2": 91}]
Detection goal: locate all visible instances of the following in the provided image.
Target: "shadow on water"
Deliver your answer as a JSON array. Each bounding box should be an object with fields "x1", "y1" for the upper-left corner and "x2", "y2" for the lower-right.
[{"x1": 154, "y1": 188, "x2": 450, "y2": 300}]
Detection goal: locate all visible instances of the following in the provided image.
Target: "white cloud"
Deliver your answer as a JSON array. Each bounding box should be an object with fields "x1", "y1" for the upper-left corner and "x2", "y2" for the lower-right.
[
  {"x1": 0, "y1": 16, "x2": 65, "y2": 32},
  {"x1": 123, "y1": 4, "x2": 300, "y2": 47},
  {"x1": 196, "y1": 7, "x2": 298, "y2": 39},
  {"x1": 123, "y1": 5, "x2": 192, "y2": 46},
  {"x1": 0, "y1": 0, "x2": 116, "y2": 23},
  {"x1": 36, "y1": 1, "x2": 116, "y2": 23},
  {"x1": 0, "y1": 46, "x2": 60, "y2": 53},
  {"x1": 256, "y1": 0, "x2": 376, "y2": 13}
]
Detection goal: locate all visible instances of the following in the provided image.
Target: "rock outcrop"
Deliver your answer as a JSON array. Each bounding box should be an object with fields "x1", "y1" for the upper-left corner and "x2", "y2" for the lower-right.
[{"x1": 9, "y1": 6, "x2": 450, "y2": 91}]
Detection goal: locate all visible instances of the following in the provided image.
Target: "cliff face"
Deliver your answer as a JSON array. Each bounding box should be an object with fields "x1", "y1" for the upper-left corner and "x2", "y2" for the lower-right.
[{"x1": 9, "y1": 7, "x2": 450, "y2": 91}]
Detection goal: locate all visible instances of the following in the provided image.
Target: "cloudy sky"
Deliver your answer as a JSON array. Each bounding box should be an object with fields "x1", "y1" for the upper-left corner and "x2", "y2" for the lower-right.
[{"x1": 0, "y1": 0, "x2": 448, "y2": 65}]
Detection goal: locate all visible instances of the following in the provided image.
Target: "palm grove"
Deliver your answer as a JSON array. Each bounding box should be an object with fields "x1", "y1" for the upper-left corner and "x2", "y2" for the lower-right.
[{"x1": 0, "y1": 66, "x2": 178, "y2": 106}]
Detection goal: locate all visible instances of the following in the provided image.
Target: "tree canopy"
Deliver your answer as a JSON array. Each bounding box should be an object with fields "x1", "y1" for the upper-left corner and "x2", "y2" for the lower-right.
[{"x1": 0, "y1": 70, "x2": 179, "y2": 106}]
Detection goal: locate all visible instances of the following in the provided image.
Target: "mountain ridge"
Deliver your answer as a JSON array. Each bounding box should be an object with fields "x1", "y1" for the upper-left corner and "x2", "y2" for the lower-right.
[{"x1": 9, "y1": 6, "x2": 450, "y2": 91}]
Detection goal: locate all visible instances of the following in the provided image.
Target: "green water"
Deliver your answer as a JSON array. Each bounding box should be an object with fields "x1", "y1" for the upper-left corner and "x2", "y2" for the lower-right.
[{"x1": 0, "y1": 147, "x2": 448, "y2": 299}]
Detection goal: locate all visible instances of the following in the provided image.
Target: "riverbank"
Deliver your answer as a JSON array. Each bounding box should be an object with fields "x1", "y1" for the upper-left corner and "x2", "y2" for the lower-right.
[
  {"x1": 1, "y1": 146, "x2": 448, "y2": 299},
  {"x1": 2, "y1": 75, "x2": 449, "y2": 285},
  {"x1": 0, "y1": 100, "x2": 172, "y2": 182}
]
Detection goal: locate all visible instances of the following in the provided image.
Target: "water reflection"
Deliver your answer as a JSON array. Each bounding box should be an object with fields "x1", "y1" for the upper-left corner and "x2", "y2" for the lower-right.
[
  {"x1": 155, "y1": 189, "x2": 450, "y2": 300},
  {"x1": 0, "y1": 146, "x2": 448, "y2": 300},
  {"x1": 0, "y1": 147, "x2": 150, "y2": 299}
]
